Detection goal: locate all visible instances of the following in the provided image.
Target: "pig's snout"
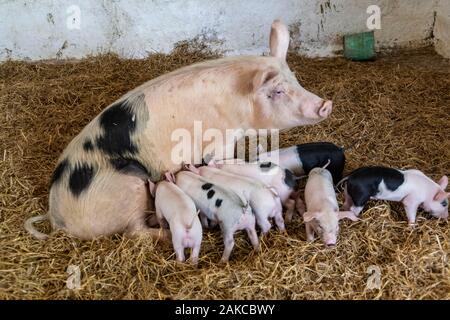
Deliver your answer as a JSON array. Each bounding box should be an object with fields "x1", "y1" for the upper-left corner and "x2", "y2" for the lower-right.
[
  {"x1": 318, "y1": 100, "x2": 332, "y2": 118},
  {"x1": 324, "y1": 235, "x2": 336, "y2": 247}
]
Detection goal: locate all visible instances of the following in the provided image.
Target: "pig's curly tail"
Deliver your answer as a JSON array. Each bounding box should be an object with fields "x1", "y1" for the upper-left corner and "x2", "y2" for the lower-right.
[
  {"x1": 24, "y1": 213, "x2": 50, "y2": 240},
  {"x1": 335, "y1": 176, "x2": 349, "y2": 192}
]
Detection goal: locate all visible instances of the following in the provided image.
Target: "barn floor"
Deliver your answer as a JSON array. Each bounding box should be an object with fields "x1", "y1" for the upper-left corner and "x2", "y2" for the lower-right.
[{"x1": 0, "y1": 46, "x2": 449, "y2": 299}]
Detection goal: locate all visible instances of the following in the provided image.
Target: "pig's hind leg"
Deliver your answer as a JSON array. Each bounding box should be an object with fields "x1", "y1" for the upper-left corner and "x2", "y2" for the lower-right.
[
  {"x1": 220, "y1": 230, "x2": 235, "y2": 263},
  {"x1": 342, "y1": 187, "x2": 354, "y2": 211}
]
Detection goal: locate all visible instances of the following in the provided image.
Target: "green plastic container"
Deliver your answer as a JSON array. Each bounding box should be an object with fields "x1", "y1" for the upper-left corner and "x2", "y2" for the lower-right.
[{"x1": 344, "y1": 31, "x2": 376, "y2": 61}]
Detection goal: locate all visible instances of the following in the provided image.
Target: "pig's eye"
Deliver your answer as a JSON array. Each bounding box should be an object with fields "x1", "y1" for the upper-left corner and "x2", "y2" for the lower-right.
[
  {"x1": 441, "y1": 200, "x2": 448, "y2": 207},
  {"x1": 268, "y1": 89, "x2": 284, "y2": 99}
]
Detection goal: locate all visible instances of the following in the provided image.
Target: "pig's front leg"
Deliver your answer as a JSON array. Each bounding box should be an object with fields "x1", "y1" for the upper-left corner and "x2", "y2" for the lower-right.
[
  {"x1": 259, "y1": 218, "x2": 272, "y2": 235},
  {"x1": 273, "y1": 210, "x2": 286, "y2": 232},
  {"x1": 220, "y1": 231, "x2": 235, "y2": 263},
  {"x1": 284, "y1": 198, "x2": 297, "y2": 223},
  {"x1": 200, "y1": 213, "x2": 210, "y2": 228},
  {"x1": 402, "y1": 195, "x2": 420, "y2": 226},
  {"x1": 305, "y1": 223, "x2": 315, "y2": 242},
  {"x1": 246, "y1": 226, "x2": 260, "y2": 251}
]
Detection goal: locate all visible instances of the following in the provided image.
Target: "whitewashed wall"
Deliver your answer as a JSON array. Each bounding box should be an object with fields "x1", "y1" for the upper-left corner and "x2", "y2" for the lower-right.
[
  {"x1": 0, "y1": 0, "x2": 447, "y2": 61},
  {"x1": 435, "y1": 0, "x2": 450, "y2": 58}
]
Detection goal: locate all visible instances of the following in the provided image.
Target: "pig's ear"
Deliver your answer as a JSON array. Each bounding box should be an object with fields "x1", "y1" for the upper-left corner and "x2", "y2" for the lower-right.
[
  {"x1": 437, "y1": 175, "x2": 448, "y2": 190},
  {"x1": 148, "y1": 179, "x2": 156, "y2": 197},
  {"x1": 434, "y1": 190, "x2": 449, "y2": 201},
  {"x1": 338, "y1": 211, "x2": 360, "y2": 222},
  {"x1": 252, "y1": 68, "x2": 279, "y2": 91},
  {"x1": 269, "y1": 19, "x2": 289, "y2": 60},
  {"x1": 303, "y1": 211, "x2": 317, "y2": 223}
]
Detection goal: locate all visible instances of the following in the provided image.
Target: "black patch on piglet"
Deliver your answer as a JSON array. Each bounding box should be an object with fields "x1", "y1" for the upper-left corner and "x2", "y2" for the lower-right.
[
  {"x1": 296, "y1": 142, "x2": 345, "y2": 184},
  {"x1": 207, "y1": 189, "x2": 215, "y2": 199},
  {"x1": 202, "y1": 183, "x2": 213, "y2": 190},
  {"x1": 83, "y1": 139, "x2": 94, "y2": 151},
  {"x1": 69, "y1": 163, "x2": 95, "y2": 197},
  {"x1": 50, "y1": 158, "x2": 69, "y2": 186},
  {"x1": 96, "y1": 100, "x2": 138, "y2": 157},
  {"x1": 110, "y1": 157, "x2": 149, "y2": 180},
  {"x1": 215, "y1": 199, "x2": 223, "y2": 207},
  {"x1": 259, "y1": 162, "x2": 275, "y2": 172},
  {"x1": 345, "y1": 166, "x2": 405, "y2": 207},
  {"x1": 283, "y1": 169, "x2": 297, "y2": 189}
]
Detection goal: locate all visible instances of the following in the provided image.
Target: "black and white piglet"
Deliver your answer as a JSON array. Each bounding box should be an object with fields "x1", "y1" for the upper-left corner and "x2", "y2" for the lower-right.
[
  {"x1": 339, "y1": 166, "x2": 449, "y2": 225},
  {"x1": 257, "y1": 142, "x2": 345, "y2": 184}
]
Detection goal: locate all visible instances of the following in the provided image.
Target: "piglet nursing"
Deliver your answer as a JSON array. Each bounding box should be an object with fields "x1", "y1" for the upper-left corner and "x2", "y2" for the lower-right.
[
  {"x1": 149, "y1": 173, "x2": 202, "y2": 264},
  {"x1": 187, "y1": 165, "x2": 284, "y2": 234},
  {"x1": 175, "y1": 171, "x2": 259, "y2": 263},
  {"x1": 257, "y1": 142, "x2": 345, "y2": 184},
  {"x1": 302, "y1": 163, "x2": 359, "y2": 246},
  {"x1": 209, "y1": 160, "x2": 299, "y2": 222}
]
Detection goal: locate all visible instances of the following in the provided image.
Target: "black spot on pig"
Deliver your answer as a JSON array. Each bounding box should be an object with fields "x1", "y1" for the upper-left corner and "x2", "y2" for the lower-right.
[
  {"x1": 345, "y1": 166, "x2": 405, "y2": 207},
  {"x1": 202, "y1": 183, "x2": 213, "y2": 190},
  {"x1": 69, "y1": 163, "x2": 95, "y2": 197},
  {"x1": 96, "y1": 100, "x2": 138, "y2": 157},
  {"x1": 83, "y1": 139, "x2": 94, "y2": 151},
  {"x1": 296, "y1": 142, "x2": 345, "y2": 184},
  {"x1": 110, "y1": 157, "x2": 149, "y2": 180},
  {"x1": 259, "y1": 162, "x2": 275, "y2": 171},
  {"x1": 207, "y1": 189, "x2": 215, "y2": 199},
  {"x1": 50, "y1": 158, "x2": 69, "y2": 186},
  {"x1": 215, "y1": 198, "x2": 223, "y2": 207},
  {"x1": 284, "y1": 169, "x2": 297, "y2": 189}
]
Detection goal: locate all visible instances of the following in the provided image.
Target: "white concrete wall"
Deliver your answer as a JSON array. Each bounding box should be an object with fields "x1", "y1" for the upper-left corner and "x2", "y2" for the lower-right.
[
  {"x1": 0, "y1": 0, "x2": 445, "y2": 61},
  {"x1": 435, "y1": 0, "x2": 450, "y2": 58}
]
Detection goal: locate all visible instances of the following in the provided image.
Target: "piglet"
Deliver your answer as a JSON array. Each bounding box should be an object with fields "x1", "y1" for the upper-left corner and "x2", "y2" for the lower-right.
[
  {"x1": 257, "y1": 142, "x2": 345, "y2": 184},
  {"x1": 187, "y1": 164, "x2": 284, "y2": 234},
  {"x1": 175, "y1": 171, "x2": 259, "y2": 263},
  {"x1": 209, "y1": 160, "x2": 300, "y2": 222},
  {"x1": 302, "y1": 162, "x2": 359, "y2": 246},
  {"x1": 340, "y1": 166, "x2": 449, "y2": 225},
  {"x1": 148, "y1": 173, "x2": 202, "y2": 264}
]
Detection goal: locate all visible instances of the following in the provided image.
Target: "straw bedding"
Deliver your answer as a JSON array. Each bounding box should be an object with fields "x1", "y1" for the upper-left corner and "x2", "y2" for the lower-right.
[{"x1": 0, "y1": 45, "x2": 449, "y2": 299}]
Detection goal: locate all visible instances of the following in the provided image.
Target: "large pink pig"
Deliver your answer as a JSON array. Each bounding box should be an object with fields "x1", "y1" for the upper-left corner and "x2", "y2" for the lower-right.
[{"x1": 25, "y1": 20, "x2": 332, "y2": 241}]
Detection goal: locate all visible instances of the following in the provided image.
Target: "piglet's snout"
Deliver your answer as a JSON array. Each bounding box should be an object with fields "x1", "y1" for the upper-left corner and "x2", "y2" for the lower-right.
[{"x1": 318, "y1": 100, "x2": 333, "y2": 118}]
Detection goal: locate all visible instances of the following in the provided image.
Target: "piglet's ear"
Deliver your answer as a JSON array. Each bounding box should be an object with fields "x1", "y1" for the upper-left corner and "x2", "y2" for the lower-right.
[
  {"x1": 438, "y1": 175, "x2": 448, "y2": 190},
  {"x1": 434, "y1": 190, "x2": 448, "y2": 201},
  {"x1": 338, "y1": 211, "x2": 360, "y2": 222},
  {"x1": 148, "y1": 179, "x2": 156, "y2": 197},
  {"x1": 252, "y1": 68, "x2": 279, "y2": 92},
  {"x1": 303, "y1": 211, "x2": 316, "y2": 223}
]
